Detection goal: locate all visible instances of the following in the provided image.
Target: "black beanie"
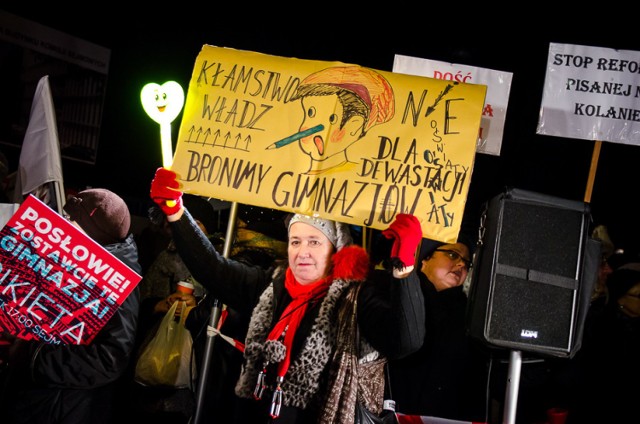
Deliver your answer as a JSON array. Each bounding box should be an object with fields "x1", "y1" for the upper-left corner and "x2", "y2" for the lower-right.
[
  {"x1": 63, "y1": 188, "x2": 131, "y2": 246},
  {"x1": 418, "y1": 232, "x2": 476, "y2": 263},
  {"x1": 418, "y1": 238, "x2": 446, "y2": 262}
]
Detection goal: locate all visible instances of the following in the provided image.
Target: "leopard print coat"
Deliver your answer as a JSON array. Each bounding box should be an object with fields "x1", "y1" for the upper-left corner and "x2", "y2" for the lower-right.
[{"x1": 235, "y1": 261, "x2": 379, "y2": 409}]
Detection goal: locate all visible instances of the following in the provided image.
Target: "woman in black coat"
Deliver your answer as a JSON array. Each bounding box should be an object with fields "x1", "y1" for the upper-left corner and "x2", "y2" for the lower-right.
[
  {"x1": 386, "y1": 239, "x2": 489, "y2": 422},
  {"x1": 150, "y1": 167, "x2": 426, "y2": 424}
]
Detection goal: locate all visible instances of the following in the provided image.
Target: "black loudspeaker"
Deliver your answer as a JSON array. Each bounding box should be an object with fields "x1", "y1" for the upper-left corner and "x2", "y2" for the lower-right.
[{"x1": 467, "y1": 188, "x2": 599, "y2": 358}]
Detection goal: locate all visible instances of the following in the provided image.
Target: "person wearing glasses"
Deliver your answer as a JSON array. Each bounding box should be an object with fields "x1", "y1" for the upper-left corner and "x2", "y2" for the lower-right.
[{"x1": 384, "y1": 235, "x2": 490, "y2": 422}]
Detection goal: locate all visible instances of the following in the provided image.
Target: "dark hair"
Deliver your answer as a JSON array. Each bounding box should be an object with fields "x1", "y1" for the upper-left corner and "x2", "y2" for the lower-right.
[{"x1": 292, "y1": 84, "x2": 369, "y2": 131}]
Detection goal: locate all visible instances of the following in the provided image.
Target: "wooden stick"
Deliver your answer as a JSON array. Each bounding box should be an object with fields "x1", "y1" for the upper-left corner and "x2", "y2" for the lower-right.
[{"x1": 584, "y1": 140, "x2": 602, "y2": 203}]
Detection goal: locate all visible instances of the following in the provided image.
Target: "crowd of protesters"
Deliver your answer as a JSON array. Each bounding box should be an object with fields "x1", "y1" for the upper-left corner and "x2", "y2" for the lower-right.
[{"x1": 0, "y1": 173, "x2": 637, "y2": 424}]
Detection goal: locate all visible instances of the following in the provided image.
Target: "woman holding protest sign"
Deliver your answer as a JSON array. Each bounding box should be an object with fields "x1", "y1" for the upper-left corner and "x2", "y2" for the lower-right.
[
  {"x1": 150, "y1": 167, "x2": 426, "y2": 424},
  {"x1": 0, "y1": 188, "x2": 141, "y2": 424}
]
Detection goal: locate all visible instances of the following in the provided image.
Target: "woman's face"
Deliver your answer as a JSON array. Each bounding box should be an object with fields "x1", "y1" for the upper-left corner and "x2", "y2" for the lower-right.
[
  {"x1": 420, "y1": 242, "x2": 471, "y2": 291},
  {"x1": 288, "y1": 222, "x2": 334, "y2": 285}
]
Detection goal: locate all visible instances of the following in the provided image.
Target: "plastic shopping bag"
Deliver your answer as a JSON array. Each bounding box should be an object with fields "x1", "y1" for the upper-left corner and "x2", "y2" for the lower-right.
[{"x1": 135, "y1": 301, "x2": 196, "y2": 388}]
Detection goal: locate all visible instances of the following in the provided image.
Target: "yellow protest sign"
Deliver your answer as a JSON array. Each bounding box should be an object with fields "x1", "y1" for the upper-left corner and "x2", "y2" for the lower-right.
[{"x1": 172, "y1": 45, "x2": 487, "y2": 242}]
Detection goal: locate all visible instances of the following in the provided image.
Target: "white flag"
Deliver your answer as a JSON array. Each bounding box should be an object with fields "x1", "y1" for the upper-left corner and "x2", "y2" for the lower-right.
[{"x1": 14, "y1": 75, "x2": 65, "y2": 213}]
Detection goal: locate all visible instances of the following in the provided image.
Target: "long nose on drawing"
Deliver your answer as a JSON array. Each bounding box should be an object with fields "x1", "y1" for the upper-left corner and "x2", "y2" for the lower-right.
[{"x1": 266, "y1": 124, "x2": 325, "y2": 150}]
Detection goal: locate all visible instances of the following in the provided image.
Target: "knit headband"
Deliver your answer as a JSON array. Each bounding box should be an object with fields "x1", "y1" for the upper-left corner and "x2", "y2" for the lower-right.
[{"x1": 288, "y1": 214, "x2": 352, "y2": 251}]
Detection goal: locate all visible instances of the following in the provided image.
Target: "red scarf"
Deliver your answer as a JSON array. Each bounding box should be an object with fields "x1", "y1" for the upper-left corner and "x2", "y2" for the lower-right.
[{"x1": 266, "y1": 268, "x2": 332, "y2": 378}]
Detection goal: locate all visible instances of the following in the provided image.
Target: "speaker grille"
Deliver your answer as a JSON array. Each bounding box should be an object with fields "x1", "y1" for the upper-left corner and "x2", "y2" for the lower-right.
[
  {"x1": 499, "y1": 201, "x2": 583, "y2": 278},
  {"x1": 487, "y1": 275, "x2": 575, "y2": 350},
  {"x1": 467, "y1": 190, "x2": 592, "y2": 357}
]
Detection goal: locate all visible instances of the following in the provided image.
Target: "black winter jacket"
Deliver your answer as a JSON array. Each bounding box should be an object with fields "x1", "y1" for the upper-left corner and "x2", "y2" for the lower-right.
[{"x1": 386, "y1": 275, "x2": 489, "y2": 421}]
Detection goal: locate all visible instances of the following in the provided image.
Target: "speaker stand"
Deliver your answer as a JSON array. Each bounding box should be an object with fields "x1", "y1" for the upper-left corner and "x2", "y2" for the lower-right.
[{"x1": 502, "y1": 350, "x2": 522, "y2": 424}]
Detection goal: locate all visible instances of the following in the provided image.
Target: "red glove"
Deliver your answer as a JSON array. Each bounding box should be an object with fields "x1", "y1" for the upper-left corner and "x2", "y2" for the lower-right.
[
  {"x1": 381, "y1": 214, "x2": 423, "y2": 271},
  {"x1": 150, "y1": 167, "x2": 183, "y2": 216}
]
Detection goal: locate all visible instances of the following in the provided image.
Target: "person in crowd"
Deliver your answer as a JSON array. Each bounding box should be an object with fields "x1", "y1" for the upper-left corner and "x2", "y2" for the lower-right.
[
  {"x1": 0, "y1": 188, "x2": 141, "y2": 424},
  {"x1": 590, "y1": 224, "x2": 615, "y2": 307},
  {"x1": 149, "y1": 167, "x2": 425, "y2": 423},
  {"x1": 384, "y1": 235, "x2": 489, "y2": 422},
  {"x1": 563, "y1": 260, "x2": 640, "y2": 423},
  {"x1": 134, "y1": 195, "x2": 222, "y2": 356},
  {"x1": 136, "y1": 194, "x2": 221, "y2": 275},
  {"x1": 128, "y1": 204, "x2": 215, "y2": 424},
  {"x1": 131, "y1": 202, "x2": 287, "y2": 423}
]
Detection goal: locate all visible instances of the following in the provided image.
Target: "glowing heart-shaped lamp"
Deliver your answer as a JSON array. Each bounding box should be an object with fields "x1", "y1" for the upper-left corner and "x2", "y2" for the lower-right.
[{"x1": 141, "y1": 81, "x2": 185, "y2": 168}]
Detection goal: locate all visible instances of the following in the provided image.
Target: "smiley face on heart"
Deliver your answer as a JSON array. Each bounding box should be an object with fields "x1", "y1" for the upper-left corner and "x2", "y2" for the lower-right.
[
  {"x1": 140, "y1": 81, "x2": 185, "y2": 125},
  {"x1": 141, "y1": 81, "x2": 185, "y2": 168}
]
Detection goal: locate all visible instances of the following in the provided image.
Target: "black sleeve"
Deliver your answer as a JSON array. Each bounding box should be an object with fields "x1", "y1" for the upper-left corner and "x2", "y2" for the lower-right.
[
  {"x1": 357, "y1": 269, "x2": 425, "y2": 359},
  {"x1": 29, "y1": 287, "x2": 140, "y2": 388},
  {"x1": 170, "y1": 208, "x2": 271, "y2": 313}
]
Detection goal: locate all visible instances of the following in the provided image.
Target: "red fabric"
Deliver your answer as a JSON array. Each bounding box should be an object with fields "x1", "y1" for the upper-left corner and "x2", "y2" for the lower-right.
[
  {"x1": 395, "y1": 412, "x2": 487, "y2": 424},
  {"x1": 217, "y1": 309, "x2": 228, "y2": 330},
  {"x1": 212, "y1": 245, "x2": 370, "y2": 367},
  {"x1": 234, "y1": 339, "x2": 246, "y2": 352},
  {"x1": 331, "y1": 244, "x2": 369, "y2": 281},
  {"x1": 396, "y1": 414, "x2": 426, "y2": 424},
  {"x1": 150, "y1": 167, "x2": 183, "y2": 215},
  {"x1": 266, "y1": 268, "x2": 331, "y2": 378},
  {"x1": 381, "y1": 214, "x2": 423, "y2": 269}
]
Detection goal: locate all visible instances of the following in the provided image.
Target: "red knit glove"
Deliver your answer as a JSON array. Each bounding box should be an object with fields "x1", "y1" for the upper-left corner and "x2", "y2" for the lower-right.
[
  {"x1": 150, "y1": 167, "x2": 183, "y2": 216},
  {"x1": 381, "y1": 214, "x2": 423, "y2": 271}
]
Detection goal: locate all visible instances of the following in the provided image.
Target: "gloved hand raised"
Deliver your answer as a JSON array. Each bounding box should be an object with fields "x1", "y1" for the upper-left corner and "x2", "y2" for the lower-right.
[
  {"x1": 150, "y1": 167, "x2": 183, "y2": 216},
  {"x1": 381, "y1": 214, "x2": 423, "y2": 274}
]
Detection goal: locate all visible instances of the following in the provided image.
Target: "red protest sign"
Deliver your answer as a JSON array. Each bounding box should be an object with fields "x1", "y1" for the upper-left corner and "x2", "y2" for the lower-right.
[{"x1": 0, "y1": 195, "x2": 141, "y2": 345}]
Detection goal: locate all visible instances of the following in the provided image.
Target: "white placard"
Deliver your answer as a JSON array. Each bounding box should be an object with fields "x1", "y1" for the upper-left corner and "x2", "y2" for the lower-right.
[{"x1": 537, "y1": 42, "x2": 640, "y2": 146}]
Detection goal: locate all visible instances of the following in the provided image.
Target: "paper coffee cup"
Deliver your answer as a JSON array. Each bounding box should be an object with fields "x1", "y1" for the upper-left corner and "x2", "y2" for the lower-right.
[{"x1": 176, "y1": 281, "x2": 195, "y2": 295}]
